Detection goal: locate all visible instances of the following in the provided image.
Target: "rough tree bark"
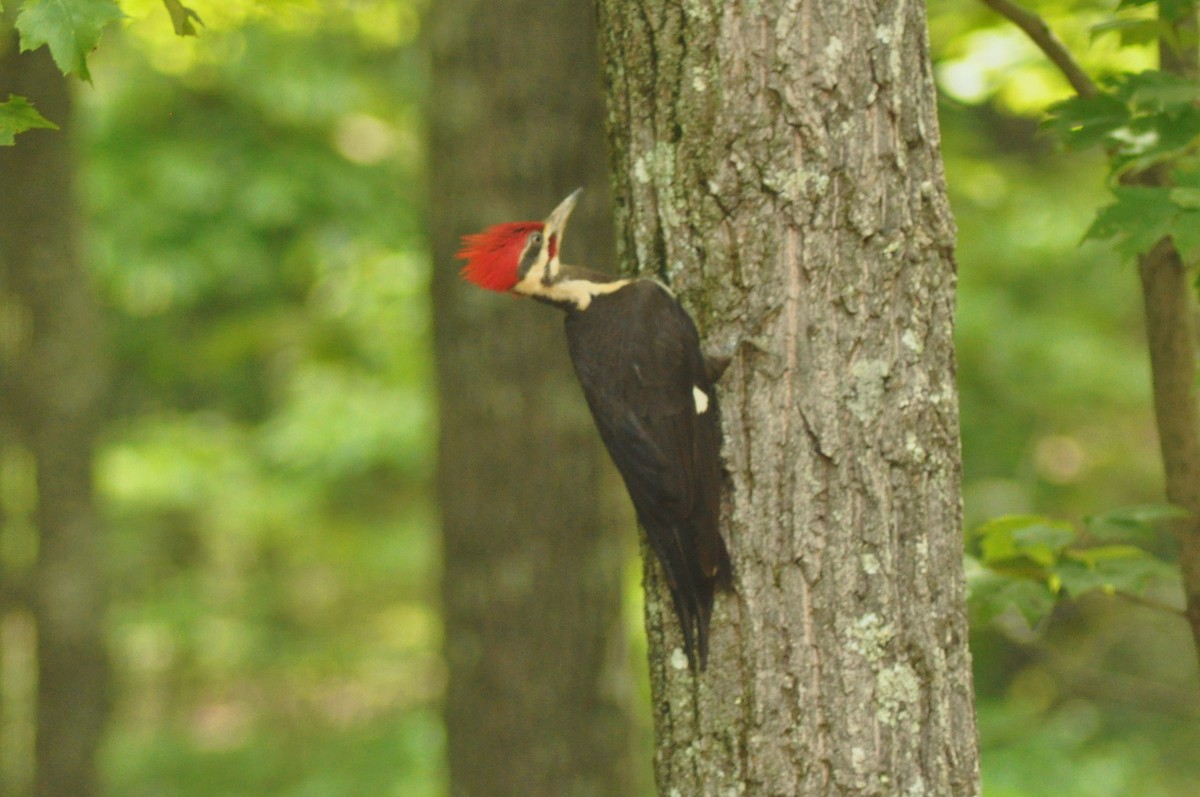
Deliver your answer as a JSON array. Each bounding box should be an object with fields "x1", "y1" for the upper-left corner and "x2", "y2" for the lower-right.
[
  {"x1": 596, "y1": 1, "x2": 982, "y2": 794},
  {"x1": 0, "y1": 41, "x2": 110, "y2": 797},
  {"x1": 425, "y1": 2, "x2": 647, "y2": 795}
]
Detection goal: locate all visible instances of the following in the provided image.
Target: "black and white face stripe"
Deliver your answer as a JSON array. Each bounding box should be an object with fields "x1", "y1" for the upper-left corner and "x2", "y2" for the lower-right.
[{"x1": 517, "y1": 231, "x2": 545, "y2": 280}]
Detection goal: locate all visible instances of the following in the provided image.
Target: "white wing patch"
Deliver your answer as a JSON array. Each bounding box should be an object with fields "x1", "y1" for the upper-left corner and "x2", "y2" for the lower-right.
[{"x1": 692, "y1": 386, "x2": 710, "y2": 414}]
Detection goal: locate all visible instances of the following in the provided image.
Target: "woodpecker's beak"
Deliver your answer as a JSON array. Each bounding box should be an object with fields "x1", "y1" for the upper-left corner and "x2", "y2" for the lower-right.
[
  {"x1": 538, "y1": 187, "x2": 581, "y2": 284},
  {"x1": 544, "y1": 187, "x2": 582, "y2": 243}
]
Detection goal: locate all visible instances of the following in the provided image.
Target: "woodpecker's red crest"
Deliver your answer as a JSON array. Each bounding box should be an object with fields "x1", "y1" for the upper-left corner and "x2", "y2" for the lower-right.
[{"x1": 456, "y1": 221, "x2": 543, "y2": 292}]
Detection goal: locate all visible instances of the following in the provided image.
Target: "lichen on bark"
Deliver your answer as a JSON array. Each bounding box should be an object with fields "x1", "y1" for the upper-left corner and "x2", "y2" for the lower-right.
[{"x1": 597, "y1": 0, "x2": 982, "y2": 794}]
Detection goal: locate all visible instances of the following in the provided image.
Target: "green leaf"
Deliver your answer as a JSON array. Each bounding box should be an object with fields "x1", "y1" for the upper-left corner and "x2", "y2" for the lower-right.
[
  {"x1": 0, "y1": 94, "x2": 59, "y2": 146},
  {"x1": 1086, "y1": 502, "x2": 1191, "y2": 541},
  {"x1": 1043, "y1": 93, "x2": 1130, "y2": 151},
  {"x1": 1045, "y1": 72, "x2": 1200, "y2": 178},
  {"x1": 1177, "y1": 162, "x2": 1200, "y2": 188},
  {"x1": 1085, "y1": 186, "x2": 1178, "y2": 260},
  {"x1": 1055, "y1": 549, "x2": 1176, "y2": 598},
  {"x1": 973, "y1": 514, "x2": 1076, "y2": 567},
  {"x1": 1160, "y1": 0, "x2": 1196, "y2": 21},
  {"x1": 973, "y1": 514, "x2": 1054, "y2": 541},
  {"x1": 1125, "y1": 71, "x2": 1200, "y2": 112},
  {"x1": 1114, "y1": 1, "x2": 1193, "y2": 23},
  {"x1": 967, "y1": 559, "x2": 1057, "y2": 628},
  {"x1": 1174, "y1": 166, "x2": 1200, "y2": 261},
  {"x1": 1170, "y1": 187, "x2": 1200, "y2": 210},
  {"x1": 1010, "y1": 523, "x2": 1075, "y2": 566},
  {"x1": 1171, "y1": 211, "x2": 1200, "y2": 263},
  {"x1": 1067, "y1": 543, "x2": 1149, "y2": 564},
  {"x1": 1090, "y1": 17, "x2": 1171, "y2": 47},
  {"x1": 1109, "y1": 109, "x2": 1200, "y2": 176},
  {"x1": 15, "y1": 0, "x2": 125, "y2": 82},
  {"x1": 162, "y1": 0, "x2": 204, "y2": 37}
]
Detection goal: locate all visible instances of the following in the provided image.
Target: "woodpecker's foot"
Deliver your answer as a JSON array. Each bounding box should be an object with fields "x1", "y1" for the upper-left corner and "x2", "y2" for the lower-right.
[
  {"x1": 704, "y1": 338, "x2": 771, "y2": 383},
  {"x1": 702, "y1": 353, "x2": 732, "y2": 385},
  {"x1": 735, "y1": 336, "x2": 771, "y2": 356}
]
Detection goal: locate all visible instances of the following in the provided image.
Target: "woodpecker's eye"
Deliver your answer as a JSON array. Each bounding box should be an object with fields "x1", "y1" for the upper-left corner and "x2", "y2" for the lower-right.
[{"x1": 529, "y1": 231, "x2": 543, "y2": 247}]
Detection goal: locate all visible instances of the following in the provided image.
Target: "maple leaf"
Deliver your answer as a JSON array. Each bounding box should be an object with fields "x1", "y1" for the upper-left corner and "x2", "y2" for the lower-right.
[
  {"x1": 15, "y1": 0, "x2": 125, "y2": 82},
  {"x1": 0, "y1": 94, "x2": 59, "y2": 146}
]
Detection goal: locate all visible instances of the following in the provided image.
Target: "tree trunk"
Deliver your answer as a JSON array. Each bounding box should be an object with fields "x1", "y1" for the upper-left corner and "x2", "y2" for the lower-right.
[
  {"x1": 1134, "y1": 0, "x2": 1200, "y2": 670},
  {"x1": 596, "y1": 1, "x2": 982, "y2": 794},
  {"x1": 0, "y1": 42, "x2": 110, "y2": 797},
  {"x1": 425, "y1": 2, "x2": 646, "y2": 795}
]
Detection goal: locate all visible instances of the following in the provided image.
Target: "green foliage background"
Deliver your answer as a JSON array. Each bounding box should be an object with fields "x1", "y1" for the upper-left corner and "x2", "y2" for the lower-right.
[{"x1": 2, "y1": 0, "x2": 1200, "y2": 795}]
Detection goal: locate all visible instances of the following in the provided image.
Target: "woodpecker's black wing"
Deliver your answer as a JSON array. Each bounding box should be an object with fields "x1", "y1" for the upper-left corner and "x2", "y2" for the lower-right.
[{"x1": 563, "y1": 279, "x2": 728, "y2": 669}]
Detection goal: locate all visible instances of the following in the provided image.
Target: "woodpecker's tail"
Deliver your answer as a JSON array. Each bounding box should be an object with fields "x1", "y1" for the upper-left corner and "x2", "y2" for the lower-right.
[{"x1": 654, "y1": 523, "x2": 730, "y2": 672}]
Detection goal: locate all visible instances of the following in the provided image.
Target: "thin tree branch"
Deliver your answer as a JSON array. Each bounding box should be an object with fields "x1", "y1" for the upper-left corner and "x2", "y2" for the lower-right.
[{"x1": 977, "y1": 0, "x2": 1099, "y2": 98}]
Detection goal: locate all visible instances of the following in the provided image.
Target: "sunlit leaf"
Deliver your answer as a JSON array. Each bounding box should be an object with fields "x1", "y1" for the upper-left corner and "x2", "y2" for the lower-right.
[
  {"x1": 1067, "y1": 543, "x2": 1150, "y2": 564},
  {"x1": 0, "y1": 94, "x2": 59, "y2": 145},
  {"x1": 1011, "y1": 523, "x2": 1076, "y2": 566},
  {"x1": 15, "y1": 0, "x2": 125, "y2": 81},
  {"x1": 1013, "y1": 522, "x2": 1075, "y2": 549},
  {"x1": 974, "y1": 514, "x2": 1076, "y2": 567}
]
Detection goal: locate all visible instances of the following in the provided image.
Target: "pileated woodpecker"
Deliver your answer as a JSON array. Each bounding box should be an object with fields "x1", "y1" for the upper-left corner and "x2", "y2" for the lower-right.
[{"x1": 457, "y1": 188, "x2": 731, "y2": 670}]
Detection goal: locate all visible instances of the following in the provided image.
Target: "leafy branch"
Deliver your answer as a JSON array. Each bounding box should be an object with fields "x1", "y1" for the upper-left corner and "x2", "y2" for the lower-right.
[
  {"x1": 976, "y1": 0, "x2": 1200, "y2": 663},
  {"x1": 967, "y1": 505, "x2": 1188, "y2": 629},
  {"x1": 1, "y1": 0, "x2": 202, "y2": 144}
]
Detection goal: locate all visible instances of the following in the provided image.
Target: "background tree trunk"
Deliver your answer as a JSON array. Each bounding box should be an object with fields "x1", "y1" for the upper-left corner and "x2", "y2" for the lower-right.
[
  {"x1": 425, "y1": 2, "x2": 647, "y2": 795},
  {"x1": 0, "y1": 42, "x2": 110, "y2": 797},
  {"x1": 596, "y1": 1, "x2": 982, "y2": 794}
]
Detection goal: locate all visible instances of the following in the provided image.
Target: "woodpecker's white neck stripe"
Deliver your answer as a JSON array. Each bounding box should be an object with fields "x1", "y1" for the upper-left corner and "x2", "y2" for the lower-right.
[{"x1": 525, "y1": 277, "x2": 632, "y2": 311}]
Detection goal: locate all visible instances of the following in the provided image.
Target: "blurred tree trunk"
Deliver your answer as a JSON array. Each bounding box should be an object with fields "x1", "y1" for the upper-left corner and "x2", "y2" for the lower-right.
[
  {"x1": 597, "y1": 1, "x2": 982, "y2": 794},
  {"x1": 425, "y1": 2, "x2": 646, "y2": 796},
  {"x1": 0, "y1": 41, "x2": 110, "y2": 797}
]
